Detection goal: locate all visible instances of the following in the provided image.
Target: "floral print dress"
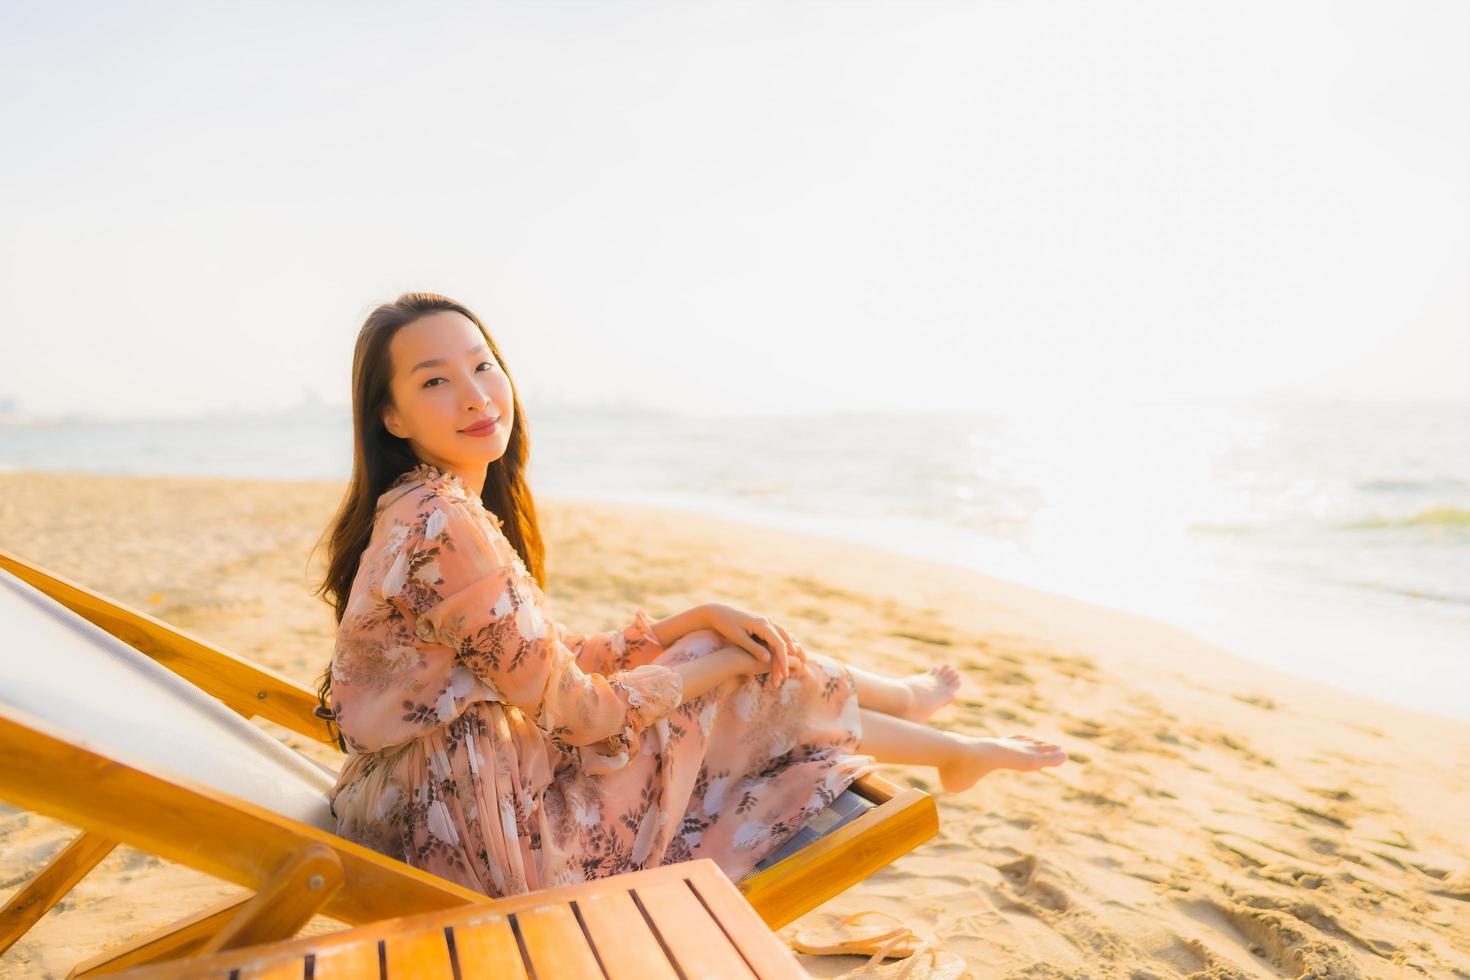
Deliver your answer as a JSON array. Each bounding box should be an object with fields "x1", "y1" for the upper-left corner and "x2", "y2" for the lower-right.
[{"x1": 326, "y1": 462, "x2": 876, "y2": 897}]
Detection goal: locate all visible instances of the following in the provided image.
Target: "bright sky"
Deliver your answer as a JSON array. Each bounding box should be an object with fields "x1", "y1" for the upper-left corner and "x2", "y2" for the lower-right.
[{"x1": 1, "y1": 1, "x2": 1466, "y2": 419}]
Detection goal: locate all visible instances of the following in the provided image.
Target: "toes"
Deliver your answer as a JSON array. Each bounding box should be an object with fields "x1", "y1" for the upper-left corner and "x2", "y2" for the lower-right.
[{"x1": 1009, "y1": 735, "x2": 1063, "y2": 753}]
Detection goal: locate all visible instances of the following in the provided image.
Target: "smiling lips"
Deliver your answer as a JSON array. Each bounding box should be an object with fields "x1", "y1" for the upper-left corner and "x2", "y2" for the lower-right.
[{"x1": 461, "y1": 417, "x2": 501, "y2": 436}]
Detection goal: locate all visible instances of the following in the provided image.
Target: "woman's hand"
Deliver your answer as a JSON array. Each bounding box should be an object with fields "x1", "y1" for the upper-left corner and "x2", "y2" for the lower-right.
[{"x1": 700, "y1": 602, "x2": 809, "y2": 685}]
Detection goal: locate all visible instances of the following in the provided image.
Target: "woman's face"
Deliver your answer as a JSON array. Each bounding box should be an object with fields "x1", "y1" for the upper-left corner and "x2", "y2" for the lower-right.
[{"x1": 381, "y1": 311, "x2": 515, "y2": 480}]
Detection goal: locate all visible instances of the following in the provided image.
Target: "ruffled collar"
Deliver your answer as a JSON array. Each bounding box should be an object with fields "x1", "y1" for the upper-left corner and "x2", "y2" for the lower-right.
[
  {"x1": 380, "y1": 461, "x2": 505, "y2": 530},
  {"x1": 389, "y1": 460, "x2": 474, "y2": 498}
]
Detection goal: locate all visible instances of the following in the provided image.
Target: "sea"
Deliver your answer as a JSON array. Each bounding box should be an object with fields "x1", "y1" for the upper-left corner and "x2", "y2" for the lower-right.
[{"x1": 2, "y1": 398, "x2": 1466, "y2": 723}]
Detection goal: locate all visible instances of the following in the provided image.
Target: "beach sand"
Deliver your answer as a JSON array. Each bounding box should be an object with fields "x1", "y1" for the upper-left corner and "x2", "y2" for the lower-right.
[{"x1": 0, "y1": 470, "x2": 1466, "y2": 978}]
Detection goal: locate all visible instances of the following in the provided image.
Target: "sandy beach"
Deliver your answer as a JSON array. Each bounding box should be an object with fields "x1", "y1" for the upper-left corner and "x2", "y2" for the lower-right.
[{"x1": 0, "y1": 469, "x2": 1466, "y2": 979}]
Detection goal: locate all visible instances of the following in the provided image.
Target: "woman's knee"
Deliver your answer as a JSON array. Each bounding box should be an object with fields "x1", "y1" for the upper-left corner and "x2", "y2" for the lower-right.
[{"x1": 661, "y1": 628, "x2": 726, "y2": 663}]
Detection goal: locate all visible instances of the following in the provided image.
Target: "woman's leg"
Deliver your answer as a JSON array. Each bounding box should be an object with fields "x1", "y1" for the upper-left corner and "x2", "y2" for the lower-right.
[
  {"x1": 846, "y1": 663, "x2": 962, "y2": 722},
  {"x1": 856, "y1": 708, "x2": 1067, "y2": 792}
]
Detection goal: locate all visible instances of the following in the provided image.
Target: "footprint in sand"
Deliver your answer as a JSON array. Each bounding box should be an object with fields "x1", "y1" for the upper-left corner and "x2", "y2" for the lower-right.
[
  {"x1": 1171, "y1": 894, "x2": 1361, "y2": 977},
  {"x1": 1062, "y1": 788, "x2": 1127, "y2": 809},
  {"x1": 1063, "y1": 718, "x2": 1106, "y2": 740},
  {"x1": 995, "y1": 853, "x2": 1071, "y2": 913}
]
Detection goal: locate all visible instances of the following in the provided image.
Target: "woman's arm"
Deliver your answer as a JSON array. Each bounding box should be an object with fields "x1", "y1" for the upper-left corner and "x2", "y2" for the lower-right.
[
  {"x1": 671, "y1": 644, "x2": 767, "y2": 702},
  {"x1": 649, "y1": 604, "x2": 712, "y2": 649},
  {"x1": 392, "y1": 497, "x2": 685, "y2": 754}
]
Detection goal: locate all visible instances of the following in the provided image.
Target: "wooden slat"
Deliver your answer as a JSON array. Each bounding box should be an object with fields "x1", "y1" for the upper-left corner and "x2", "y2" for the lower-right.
[
  {"x1": 238, "y1": 961, "x2": 304, "y2": 980},
  {"x1": 686, "y1": 865, "x2": 808, "y2": 979},
  {"x1": 0, "y1": 705, "x2": 489, "y2": 929},
  {"x1": 573, "y1": 890, "x2": 679, "y2": 980},
  {"x1": 383, "y1": 929, "x2": 453, "y2": 978},
  {"x1": 449, "y1": 916, "x2": 528, "y2": 980},
  {"x1": 852, "y1": 771, "x2": 900, "y2": 803},
  {"x1": 308, "y1": 940, "x2": 382, "y2": 980},
  {"x1": 0, "y1": 548, "x2": 335, "y2": 745},
  {"x1": 635, "y1": 878, "x2": 755, "y2": 979},
  {"x1": 514, "y1": 903, "x2": 605, "y2": 979},
  {"x1": 116, "y1": 966, "x2": 233, "y2": 980},
  {"x1": 0, "y1": 830, "x2": 116, "y2": 954}
]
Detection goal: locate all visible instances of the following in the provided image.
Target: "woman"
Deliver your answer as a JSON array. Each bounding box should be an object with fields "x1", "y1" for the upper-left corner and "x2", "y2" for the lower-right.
[{"x1": 312, "y1": 291, "x2": 1066, "y2": 898}]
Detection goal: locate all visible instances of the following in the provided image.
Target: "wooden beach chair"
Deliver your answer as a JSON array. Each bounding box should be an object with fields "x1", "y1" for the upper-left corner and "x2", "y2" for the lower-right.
[{"x1": 0, "y1": 550, "x2": 938, "y2": 974}]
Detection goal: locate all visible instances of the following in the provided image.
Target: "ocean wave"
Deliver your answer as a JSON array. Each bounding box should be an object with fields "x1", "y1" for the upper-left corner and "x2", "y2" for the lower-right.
[
  {"x1": 1189, "y1": 505, "x2": 1470, "y2": 536},
  {"x1": 1356, "y1": 477, "x2": 1468, "y2": 494},
  {"x1": 1339, "y1": 579, "x2": 1470, "y2": 608},
  {"x1": 1339, "y1": 506, "x2": 1470, "y2": 531}
]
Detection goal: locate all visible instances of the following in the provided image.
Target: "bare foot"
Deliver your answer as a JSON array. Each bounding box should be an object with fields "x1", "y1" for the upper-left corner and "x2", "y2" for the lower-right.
[
  {"x1": 938, "y1": 734, "x2": 1067, "y2": 792},
  {"x1": 900, "y1": 665, "x2": 963, "y2": 722}
]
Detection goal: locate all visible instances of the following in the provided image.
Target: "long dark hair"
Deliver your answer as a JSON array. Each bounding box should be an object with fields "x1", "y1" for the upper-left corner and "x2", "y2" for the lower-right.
[{"x1": 308, "y1": 292, "x2": 546, "y2": 749}]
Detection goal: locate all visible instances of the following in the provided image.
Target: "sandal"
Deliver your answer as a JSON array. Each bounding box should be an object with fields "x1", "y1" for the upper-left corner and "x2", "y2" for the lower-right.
[
  {"x1": 833, "y1": 931, "x2": 967, "y2": 980},
  {"x1": 790, "y1": 910, "x2": 932, "y2": 958}
]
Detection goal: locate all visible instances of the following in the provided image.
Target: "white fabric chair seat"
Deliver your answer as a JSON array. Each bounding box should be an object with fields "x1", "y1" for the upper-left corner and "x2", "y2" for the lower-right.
[{"x1": 0, "y1": 568, "x2": 338, "y2": 832}]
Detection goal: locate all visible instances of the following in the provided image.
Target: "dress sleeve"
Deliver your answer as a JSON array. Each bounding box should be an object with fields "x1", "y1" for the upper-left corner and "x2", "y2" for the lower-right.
[
  {"x1": 560, "y1": 609, "x2": 667, "y2": 674},
  {"x1": 387, "y1": 495, "x2": 683, "y2": 772}
]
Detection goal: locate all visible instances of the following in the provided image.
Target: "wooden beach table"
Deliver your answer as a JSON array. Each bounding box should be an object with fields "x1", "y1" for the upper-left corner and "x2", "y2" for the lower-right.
[{"x1": 111, "y1": 858, "x2": 809, "y2": 979}]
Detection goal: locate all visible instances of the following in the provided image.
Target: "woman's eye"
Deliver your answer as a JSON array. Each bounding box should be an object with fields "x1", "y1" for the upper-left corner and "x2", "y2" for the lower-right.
[{"x1": 422, "y1": 362, "x2": 495, "y2": 388}]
